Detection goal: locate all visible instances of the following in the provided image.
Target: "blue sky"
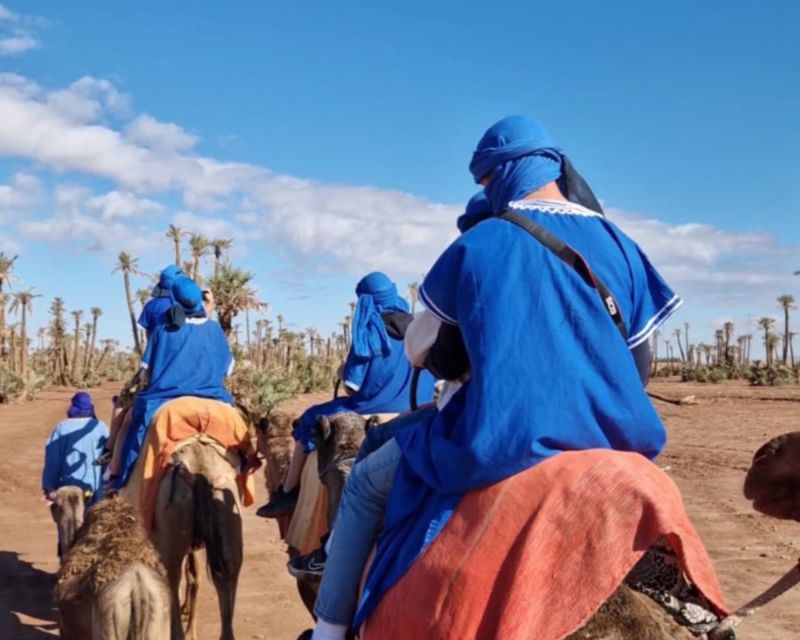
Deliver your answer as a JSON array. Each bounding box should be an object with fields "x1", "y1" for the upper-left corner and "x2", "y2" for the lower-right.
[{"x1": 1, "y1": 1, "x2": 799, "y2": 352}]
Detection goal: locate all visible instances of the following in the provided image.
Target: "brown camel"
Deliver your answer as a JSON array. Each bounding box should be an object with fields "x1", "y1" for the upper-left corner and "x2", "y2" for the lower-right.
[
  {"x1": 257, "y1": 411, "x2": 320, "y2": 617},
  {"x1": 55, "y1": 496, "x2": 170, "y2": 640},
  {"x1": 48, "y1": 485, "x2": 88, "y2": 559},
  {"x1": 744, "y1": 431, "x2": 800, "y2": 521},
  {"x1": 152, "y1": 435, "x2": 244, "y2": 640}
]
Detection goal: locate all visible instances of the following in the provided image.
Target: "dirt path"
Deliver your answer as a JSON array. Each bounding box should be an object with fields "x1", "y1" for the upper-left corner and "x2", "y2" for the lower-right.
[
  {"x1": 0, "y1": 385, "x2": 324, "y2": 640},
  {"x1": 1, "y1": 381, "x2": 799, "y2": 639}
]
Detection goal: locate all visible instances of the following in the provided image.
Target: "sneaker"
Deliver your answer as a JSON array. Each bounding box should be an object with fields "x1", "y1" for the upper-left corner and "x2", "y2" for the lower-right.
[
  {"x1": 256, "y1": 486, "x2": 300, "y2": 518},
  {"x1": 93, "y1": 448, "x2": 113, "y2": 467},
  {"x1": 287, "y1": 546, "x2": 327, "y2": 581}
]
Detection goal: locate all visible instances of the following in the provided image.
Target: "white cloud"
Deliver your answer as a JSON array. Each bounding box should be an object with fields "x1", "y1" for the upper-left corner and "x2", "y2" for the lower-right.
[
  {"x1": 1, "y1": 71, "x2": 799, "y2": 336},
  {"x1": 125, "y1": 114, "x2": 197, "y2": 152},
  {"x1": 0, "y1": 171, "x2": 41, "y2": 224},
  {"x1": 0, "y1": 34, "x2": 36, "y2": 55},
  {"x1": 608, "y1": 208, "x2": 798, "y2": 313},
  {"x1": 46, "y1": 77, "x2": 131, "y2": 123},
  {"x1": 86, "y1": 191, "x2": 165, "y2": 221},
  {"x1": 19, "y1": 184, "x2": 164, "y2": 253},
  {"x1": 0, "y1": 4, "x2": 42, "y2": 56}
]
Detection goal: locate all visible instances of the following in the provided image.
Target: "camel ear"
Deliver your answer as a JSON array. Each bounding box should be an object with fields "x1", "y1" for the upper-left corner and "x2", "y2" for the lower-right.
[
  {"x1": 46, "y1": 490, "x2": 58, "y2": 503},
  {"x1": 365, "y1": 415, "x2": 380, "y2": 433},
  {"x1": 315, "y1": 416, "x2": 332, "y2": 442}
]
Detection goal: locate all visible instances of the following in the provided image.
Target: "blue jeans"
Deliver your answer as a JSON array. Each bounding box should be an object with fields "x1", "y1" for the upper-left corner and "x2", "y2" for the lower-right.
[{"x1": 314, "y1": 437, "x2": 402, "y2": 626}]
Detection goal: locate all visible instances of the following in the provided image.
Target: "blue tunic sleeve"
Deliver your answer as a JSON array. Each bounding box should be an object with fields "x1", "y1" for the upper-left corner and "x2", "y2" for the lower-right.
[
  {"x1": 418, "y1": 240, "x2": 467, "y2": 326},
  {"x1": 342, "y1": 348, "x2": 369, "y2": 391},
  {"x1": 625, "y1": 245, "x2": 683, "y2": 349},
  {"x1": 42, "y1": 423, "x2": 63, "y2": 492}
]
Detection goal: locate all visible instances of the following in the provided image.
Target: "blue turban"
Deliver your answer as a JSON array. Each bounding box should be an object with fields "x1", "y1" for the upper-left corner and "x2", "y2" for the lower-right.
[
  {"x1": 352, "y1": 272, "x2": 409, "y2": 359},
  {"x1": 67, "y1": 391, "x2": 95, "y2": 419},
  {"x1": 168, "y1": 277, "x2": 206, "y2": 328},
  {"x1": 469, "y1": 115, "x2": 603, "y2": 215},
  {"x1": 152, "y1": 264, "x2": 185, "y2": 298},
  {"x1": 456, "y1": 192, "x2": 492, "y2": 234}
]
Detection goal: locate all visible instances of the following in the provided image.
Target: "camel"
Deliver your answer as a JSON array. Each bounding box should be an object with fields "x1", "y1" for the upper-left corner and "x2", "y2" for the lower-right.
[
  {"x1": 54, "y1": 496, "x2": 170, "y2": 640},
  {"x1": 152, "y1": 435, "x2": 244, "y2": 640},
  {"x1": 257, "y1": 411, "x2": 320, "y2": 616},
  {"x1": 48, "y1": 485, "x2": 88, "y2": 559},
  {"x1": 743, "y1": 431, "x2": 800, "y2": 521}
]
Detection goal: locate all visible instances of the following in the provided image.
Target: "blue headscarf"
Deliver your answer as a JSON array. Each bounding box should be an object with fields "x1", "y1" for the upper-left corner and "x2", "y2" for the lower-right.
[
  {"x1": 152, "y1": 264, "x2": 185, "y2": 298},
  {"x1": 67, "y1": 391, "x2": 95, "y2": 419},
  {"x1": 351, "y1": 272, "x2": 409, "y2": 359},
  {"x1": 456, "y1": 192, "x2": 492, "y2": 234},
  {"x1": 167, "y1": 277, "x2": 206, "y2": 329},
  {"x1": 469, "y1": 115, "x2": 603, "y2": 215}
]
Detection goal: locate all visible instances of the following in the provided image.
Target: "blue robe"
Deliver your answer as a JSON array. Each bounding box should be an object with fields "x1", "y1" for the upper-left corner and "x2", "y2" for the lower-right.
[
  {"x1": 42, "y1": 417, "x2": 109, "y2": 504},
  {"x1": 292, "y1": 334, "x2": 435, "y2": 453},
  {"x1": 355, "y1": 199, "x2": 681, "y2": 626},
  {"x1": 115, "y1": 319, "x2": 234, "y2": 487},
  {"x1": 138, "y1": 296, "x2": 173, "y2": 335}
]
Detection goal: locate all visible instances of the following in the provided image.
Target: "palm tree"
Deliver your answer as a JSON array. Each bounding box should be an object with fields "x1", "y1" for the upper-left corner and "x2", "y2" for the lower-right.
[
  {"x1": 70, "y1": 310, "x2": 83, "y2": 381},
  {"x1": 48, "y1": 298, "x2": 68, "y2": 384},
  {"x1": 0, "y1": 252, "x2": 18, "y2": 364},
  {"x1": 408, "y1": 282, "x2": 419, "y2": 314},
  {"x1": 683, "y1": 322, "x2": 691, "y2": 369},
  {"x1": 136, "y1": 288, "x2": 151, "y2": 313},
  {"x1": 210, "y1": 238, "x2": 233, "y2": 275},
  {"x1": 188, "y1": 234, "x2": 210, "y2": 281},
  {"x1": 205, "y1": 261, "x2": 267, "y2": 337},
  {"x1": 114, "y1": 252, "x2": 143, "y2": 356},
  {"x1": 673, "y1": 328, "x2": 685, "y2": 363},
  {"x1": 166, "y1": 224, "x2": 185, "y2": 266},
  {"x1": 723, "y1": 321, "x2": 735, "y2": 366},
  {"x1": 651, "y1": 330, "x2": 660, "y2": 375},
  {"x1": 757, "y1": 317, "x2": 775, "y2": 366},
  {"x1": 8, "y1": 289, "x2": 39, "y2": 377},
  {"x1": 777, "y1": 294, "x2": 796, "y2": 365},
  {"x1": 768, "y1": 334, "x2": 781, "y2": 365},
  {"x1": 84, "y1": 307, "x2": 103, "y2": 376}
]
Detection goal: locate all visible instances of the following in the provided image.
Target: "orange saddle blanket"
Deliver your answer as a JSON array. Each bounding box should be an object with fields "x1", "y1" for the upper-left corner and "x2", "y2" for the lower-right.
[
  {"x1": 362, "y1": 449, "x2": 727, "y2": 640},
  {"x1": 122, "y1": 396, "x2": 256, "y2": 530}
]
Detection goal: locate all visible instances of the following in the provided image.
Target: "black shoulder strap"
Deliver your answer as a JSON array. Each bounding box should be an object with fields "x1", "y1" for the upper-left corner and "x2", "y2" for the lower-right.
[{"x1": 498, "y1": 210, "x2": 628, "y2": 341}]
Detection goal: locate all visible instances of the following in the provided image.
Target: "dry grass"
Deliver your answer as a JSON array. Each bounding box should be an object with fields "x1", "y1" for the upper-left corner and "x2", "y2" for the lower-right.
[{"x1": 55, "y1": 496, "x2": 165, "y2": 602}]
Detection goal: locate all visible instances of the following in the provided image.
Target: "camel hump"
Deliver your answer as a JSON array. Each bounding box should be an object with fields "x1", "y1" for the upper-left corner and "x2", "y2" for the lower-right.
[{"x1": 93, "y1": 564, "x2": 170, "y2": 640}]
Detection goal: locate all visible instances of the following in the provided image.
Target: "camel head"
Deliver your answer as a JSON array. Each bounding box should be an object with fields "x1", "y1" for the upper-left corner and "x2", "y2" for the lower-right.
[
  {"x1": 255, "y1": 411, "x2": 295, "y2": 496},
  {"x1": 314, "y1": 413, "x2": 375, "y2": 522},
  {"x1": 744, "y1": 431, "x2": 800, "y2": 521},
  {"x1": 48, "y1": 486, "x2": 87, "y2": 557}
]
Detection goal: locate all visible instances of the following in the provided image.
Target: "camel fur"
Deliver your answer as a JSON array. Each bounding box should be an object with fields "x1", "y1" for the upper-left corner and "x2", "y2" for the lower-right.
[
  {"x1": 55, "y1": 495, "x2": 169, "y2": 640},
  {"x1": 152, "y1": 435, "x2": 243, "y2": 640}
]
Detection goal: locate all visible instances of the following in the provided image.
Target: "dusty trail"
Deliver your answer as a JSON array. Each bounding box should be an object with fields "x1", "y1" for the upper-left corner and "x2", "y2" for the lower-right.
[{"x1": 1, "y1": 381, "x2": 799, "y2": 639}]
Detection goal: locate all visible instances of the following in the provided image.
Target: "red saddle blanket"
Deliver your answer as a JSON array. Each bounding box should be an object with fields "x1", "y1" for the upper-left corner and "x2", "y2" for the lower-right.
[{"x1": 362, "y1": 449, "x2": 727, "y2": 640}]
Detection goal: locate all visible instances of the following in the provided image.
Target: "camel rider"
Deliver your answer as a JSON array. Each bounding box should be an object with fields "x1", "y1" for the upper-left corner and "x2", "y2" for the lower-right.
[
  {"x1": 258, "y1": 272, "x2": 435, "y2": 518},
  {"x1": 111, "y1": 278, "x2": 235, "y2": 490},
  {"x1": 43, "y1": 392, "x2": 109, "y2": 507},
  {"x1": 305, "y1": 115, "x2": 682, "y2": 640},
  {"x1": 138, "y1": 264, "x2": 186, "y2": 337},
  {"x1": 287, "y1": 195, "x2": 488, "y2": 581},
  {"x1": 94, "y1": 265, "x2": 191, "y2": 469}
]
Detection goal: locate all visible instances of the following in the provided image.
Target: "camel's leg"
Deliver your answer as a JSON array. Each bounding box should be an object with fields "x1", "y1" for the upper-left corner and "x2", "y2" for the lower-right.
[
  {"x1": 183, "y1": 548, "x2": 204, "y2": 640},
  {"x1": 206, "y1": 487, "x2": 242, "y2": 640},
  {"x1": 153, "y1": 466, "x2": 194, "y2": 640}
]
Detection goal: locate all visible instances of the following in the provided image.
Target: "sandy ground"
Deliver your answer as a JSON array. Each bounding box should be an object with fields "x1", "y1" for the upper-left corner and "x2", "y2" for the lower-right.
[{"x1": 1, "y1": 380, "x2": 799, "y2": 639}]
